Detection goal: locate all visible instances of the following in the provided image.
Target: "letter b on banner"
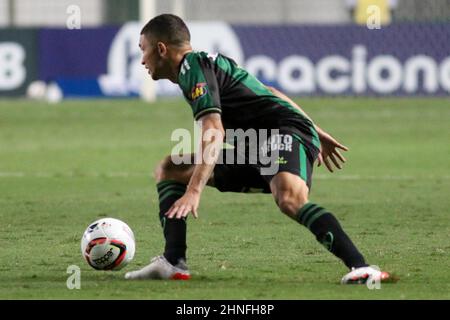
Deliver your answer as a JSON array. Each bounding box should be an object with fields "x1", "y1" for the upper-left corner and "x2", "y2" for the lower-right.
[{"x1": 0, "y1": 43, "x2": 26, "y2": 90}]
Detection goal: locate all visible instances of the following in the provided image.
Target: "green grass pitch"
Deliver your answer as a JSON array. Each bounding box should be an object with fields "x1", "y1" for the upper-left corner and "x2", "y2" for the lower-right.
[{"x1": 0, "y1": 97, "x2": 449, "y2": 299}]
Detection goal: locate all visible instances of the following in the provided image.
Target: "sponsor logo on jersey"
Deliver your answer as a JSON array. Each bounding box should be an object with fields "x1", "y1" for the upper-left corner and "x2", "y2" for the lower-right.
[
  {"x1": 191, "y1": 83, "x2": 208, "y2": 101},
  {"x1": 275, "y1": 156, "x2": 288, "y2": 164},
  {"x1": 262, "y1": 134, "x2": 293, "y2": 155}
]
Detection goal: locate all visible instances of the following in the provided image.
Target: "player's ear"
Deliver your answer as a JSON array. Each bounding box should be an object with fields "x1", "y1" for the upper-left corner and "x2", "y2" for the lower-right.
[{"x1": 157, "y1": 42, "x2": 167, "y2": 57}]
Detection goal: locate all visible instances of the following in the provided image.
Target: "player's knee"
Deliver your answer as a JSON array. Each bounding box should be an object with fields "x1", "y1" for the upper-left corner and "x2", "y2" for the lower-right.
[
  {"x1": 154, "y1": 155, "x2": 194, "y2": 184},
  {"x1": 154, "y1": 155, "x2": 178, "y2": 183},
  {"x1": 276, "y1": 192, "x2": 308, "y2": 218}
]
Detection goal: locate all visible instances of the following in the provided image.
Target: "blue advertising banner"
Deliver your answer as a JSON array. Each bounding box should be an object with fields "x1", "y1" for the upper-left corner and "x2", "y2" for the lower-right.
[
  {"x1": 233, "y1": 24, "x2": 450, "y2": 96},
  {"x1": 39, "y1": 27, "x2": 118, "y2": 81},
  {"x1": 2, "y1": 22, "x2": 449, "y2": 97},
  {"x1": 38, "y1": 27, "x2": 120, "y2": 97}
]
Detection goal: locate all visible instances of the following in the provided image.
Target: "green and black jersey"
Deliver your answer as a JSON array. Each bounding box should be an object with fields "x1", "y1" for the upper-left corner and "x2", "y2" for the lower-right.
[{"x1": 178, "y1": 51, "x2": 320, "y2": 151}]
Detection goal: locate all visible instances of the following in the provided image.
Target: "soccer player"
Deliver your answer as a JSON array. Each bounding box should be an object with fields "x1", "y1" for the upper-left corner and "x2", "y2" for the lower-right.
[{"x1": 125, "y1": 14, "x2": 390, "y2": 284}]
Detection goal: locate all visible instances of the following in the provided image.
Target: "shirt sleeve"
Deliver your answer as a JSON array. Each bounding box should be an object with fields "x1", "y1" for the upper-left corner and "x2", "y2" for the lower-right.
[{"x1": 178, "y1": 55, "x2": 221, "y2": 121}]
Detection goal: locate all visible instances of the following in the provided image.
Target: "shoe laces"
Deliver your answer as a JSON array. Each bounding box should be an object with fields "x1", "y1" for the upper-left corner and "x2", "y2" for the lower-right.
[
  {"x1": 175, "y1": 259, "x2": 189, "y2": 271},
  {"x1": 150, "y1": 255, "x2": 165, "y2": 263}
]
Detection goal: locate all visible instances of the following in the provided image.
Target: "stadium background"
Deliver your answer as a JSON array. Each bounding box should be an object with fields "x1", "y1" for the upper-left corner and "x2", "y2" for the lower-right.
[
  {"x1": 0, "y1": 0, "x2": 449, "y2": 300},
  {"x1": 1, "y1": 0, "x2": 450, "y2": 98}
]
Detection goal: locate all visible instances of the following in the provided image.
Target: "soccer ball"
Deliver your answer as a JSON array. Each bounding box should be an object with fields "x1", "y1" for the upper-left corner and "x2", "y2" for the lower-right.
[{"x1": 81, "y1": 218, "x2": 135, "y2": 271}]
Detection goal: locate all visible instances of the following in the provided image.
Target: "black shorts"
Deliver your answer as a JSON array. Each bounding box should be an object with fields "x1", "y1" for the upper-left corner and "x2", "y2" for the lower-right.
[{"x1": 213, "y1": 128, "x2": 320, "y2": 194}]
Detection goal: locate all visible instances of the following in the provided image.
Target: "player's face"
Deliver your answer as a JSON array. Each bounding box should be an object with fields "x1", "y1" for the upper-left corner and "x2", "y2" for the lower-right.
[{"x1": 139, "y1": 34, "x2": 165, "y2": 80}]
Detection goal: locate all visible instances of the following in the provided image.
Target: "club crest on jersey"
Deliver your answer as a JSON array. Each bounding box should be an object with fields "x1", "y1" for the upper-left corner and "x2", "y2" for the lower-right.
[{"x1": 191, "y1": 83, "x2": 207, "y2": 101}]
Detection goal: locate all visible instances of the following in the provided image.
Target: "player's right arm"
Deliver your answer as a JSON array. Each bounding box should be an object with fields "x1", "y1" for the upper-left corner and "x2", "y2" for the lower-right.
[
  {"x1": 266, "y1": 86, "x2": 348, "y2": 172},
  {"x1": 165, "y1": 113, "x2": 224, "y2": 219},
  {"x1": 166, "y1": 53, "x2": 224, "y2": 219}
]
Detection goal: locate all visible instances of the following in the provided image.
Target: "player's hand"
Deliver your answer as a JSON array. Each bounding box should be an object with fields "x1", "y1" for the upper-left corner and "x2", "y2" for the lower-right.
[
  {"x1": 165, "y1": 190, "x2": 200, "y2": 219},
  {"x1": 317, "y1": 130, "x2": 348, "y2": 172}
]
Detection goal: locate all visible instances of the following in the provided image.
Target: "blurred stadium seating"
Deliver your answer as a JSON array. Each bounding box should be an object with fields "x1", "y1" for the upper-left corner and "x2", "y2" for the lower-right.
[{"x1": 1, "y1": 0, "x2": 450, "y2": 26}]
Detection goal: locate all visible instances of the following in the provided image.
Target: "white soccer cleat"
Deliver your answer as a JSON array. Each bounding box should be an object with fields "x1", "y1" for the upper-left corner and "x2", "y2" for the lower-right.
[
  {"x1": 124, "y1": 255, "x2": 191, "y2": 280},
  {"x1": 341, "y1": 266, "x2": 390, "y2": 284}
]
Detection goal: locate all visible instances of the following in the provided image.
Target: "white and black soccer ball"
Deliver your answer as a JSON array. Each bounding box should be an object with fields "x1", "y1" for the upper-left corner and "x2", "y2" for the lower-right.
[{"x1": 81, "y1": 218, "x2": 135, "y2": 271}]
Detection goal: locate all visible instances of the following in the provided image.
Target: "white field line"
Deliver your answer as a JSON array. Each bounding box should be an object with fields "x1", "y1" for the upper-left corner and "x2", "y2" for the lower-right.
[
  {"x1": 0, "y1": 172, "x2": 148, "y2": 178},
  {"x1": 0, "y1": 172, "x2": 449, "y2": 180}
]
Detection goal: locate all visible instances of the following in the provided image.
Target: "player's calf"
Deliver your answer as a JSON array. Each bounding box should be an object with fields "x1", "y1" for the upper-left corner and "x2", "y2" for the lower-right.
[
  {"x1": 153, "y1": 154, "x2": 196, "y2": 266},
  {"x1": 276, "y1": 193, "x2": 308, "y2": 219},
  {"x1": 271, "y1": 173, "x2": 368, "y2": 270},
  {"x1": 295, "y1": 202, "x2": 368, "y2": 269}
]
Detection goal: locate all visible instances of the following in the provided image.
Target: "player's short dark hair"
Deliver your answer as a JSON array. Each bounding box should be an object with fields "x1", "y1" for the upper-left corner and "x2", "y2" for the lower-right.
[{"x1": 141, "y1": 14, "x2": 190, "y2": 46}]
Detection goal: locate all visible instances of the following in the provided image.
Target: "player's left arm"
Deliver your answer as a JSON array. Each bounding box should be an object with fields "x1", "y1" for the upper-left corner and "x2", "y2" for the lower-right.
[
  {"x1": 266, "y1": 86, "x2": 348, "y2": 172},
  {"x1": 166, "y1": 113, "x2": 224, "y2": 219}
]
